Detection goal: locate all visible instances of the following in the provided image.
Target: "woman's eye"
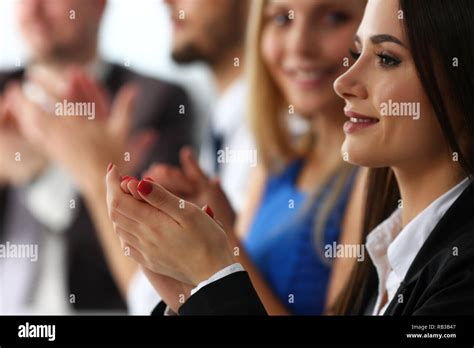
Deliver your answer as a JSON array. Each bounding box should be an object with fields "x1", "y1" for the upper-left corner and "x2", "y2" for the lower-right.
[
  {"x1": 273, "y1": 14, "x2": 291, "y2": 26},
  {"x1": 349, "y1": 48, "x2": 361, "y2": 61},
  {"x1": 323, "y1": 11, "x2": 349, "y2": 26},
  {"x1": 377, "y1": 52, "x2": 401, "y2": 67}
]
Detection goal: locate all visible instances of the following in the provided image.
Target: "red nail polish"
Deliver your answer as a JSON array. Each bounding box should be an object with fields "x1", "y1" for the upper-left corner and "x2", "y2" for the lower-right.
[
  {"x1": 121, "y1": 176, "x2": 133, "y2": 182},
  {"x1": 107, "y1": 163, "x2": 113, "y2": 173},
  {"x1": 144, "y1": 176, "x2": 155, "y2": 182},
  {"x1": 137, "y1": 180, "x2": 153, "y2": 196},
  {"x1": 203, "y1": 205, "x2": 214, "y2": 219}
]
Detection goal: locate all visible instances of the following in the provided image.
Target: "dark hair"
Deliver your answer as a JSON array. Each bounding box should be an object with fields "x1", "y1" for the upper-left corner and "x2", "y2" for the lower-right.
[{"x1": 333, "y1": 0, "x2": 474, "y2": 315}]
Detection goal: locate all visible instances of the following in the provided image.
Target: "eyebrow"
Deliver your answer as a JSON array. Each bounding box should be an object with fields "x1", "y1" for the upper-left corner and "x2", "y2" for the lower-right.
[{"x1": 354, "y1": 34, "x2": 406, "y2": 48}]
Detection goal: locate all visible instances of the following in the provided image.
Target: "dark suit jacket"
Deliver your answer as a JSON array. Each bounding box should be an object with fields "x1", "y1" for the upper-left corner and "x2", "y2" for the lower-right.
[
  {"x1": 153, "y1": 182, "x2": 474, "y2": 316},
  {"x1": 0, "y1": 63, "x2": 195, "y2": 311}
]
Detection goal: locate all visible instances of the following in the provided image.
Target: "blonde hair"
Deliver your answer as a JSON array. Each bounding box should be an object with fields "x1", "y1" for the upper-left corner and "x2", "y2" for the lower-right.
[
  {"x1": 245, "y1": 0, "x2": 357, "y2": 263},
  {"x1": 246, "y1": 0, "x2": 307, "y2": 172}
]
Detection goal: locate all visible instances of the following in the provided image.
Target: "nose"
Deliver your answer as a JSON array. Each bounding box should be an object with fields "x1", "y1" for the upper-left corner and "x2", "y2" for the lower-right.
[
  {"x1": 333, "y1": 64, "x2": 368, "y2": 101},
  {"x1": 289, "y1": 20, "x2": 321, "y2": 58}
]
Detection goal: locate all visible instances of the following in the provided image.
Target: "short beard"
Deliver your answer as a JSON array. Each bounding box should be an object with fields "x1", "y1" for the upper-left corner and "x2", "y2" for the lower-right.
[
  {"x1": 171, "y1": 44, "x2": 210, "y2": 65},
  {"x1": 171, "y1": 1, "x2": 246, "y2": 67},
  {"x1": 31, "y1": 35, "x2": 96, "y2": 66}
]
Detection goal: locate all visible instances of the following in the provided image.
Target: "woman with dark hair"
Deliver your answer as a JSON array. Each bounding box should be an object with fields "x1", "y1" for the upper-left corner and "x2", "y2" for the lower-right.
[{"x1": 105, "y1": 0, "x2": 474, "y2": 315}]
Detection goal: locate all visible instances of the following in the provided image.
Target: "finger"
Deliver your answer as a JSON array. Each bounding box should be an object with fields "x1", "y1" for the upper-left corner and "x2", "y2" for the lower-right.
[
  {"x1": 123, "y1": 129, "x2": 159, "y2": 173},
  {"x1": 5, "y1": 82, "x2": 51, "y2": 142},
  {"x1": 136, "y1": 179, "x2": 191, "y2": 224},
  {"x1": 107, "y1": 164, "x2": 176, "y2": 224},
  {"x1": 209, "y1": 177, "x2": 227, "y2": 196},
  {"x1": 180, "y1": 146, "x2": 208, "y2": 186},
  {"x1": 0, "y1": 95, "x2": 6, "y2": 124},
  {"x1": 108, "y1": 84, "x2": 138, "y2": 142},
  {"x1": 74, "y1": 69, "x2": 111, "y2": 118},
  {"x1": 116, "y1": 226, "x2": 141, "y2": 250},
  {"x1": 120, "y1": 176, "x2": 135, "y2": 194},
  {"x1": 106, "y1": 164, "x2": 146, "y2": 221},
  {"x1": 127, "y1": 177, "x2": 144, "y2": 201},
  {"x1": 110, "y1": 208, "x2": 141, "y2": 234},
  {"x1": 202, "y1": 205, "x2": 215, "y2": 219},
  {"x1": 143, "y1": 164, "x2": 195, "y2": 196},
  {"x1": 120, "y1": 240, "x2": 146, "y2": 265}
]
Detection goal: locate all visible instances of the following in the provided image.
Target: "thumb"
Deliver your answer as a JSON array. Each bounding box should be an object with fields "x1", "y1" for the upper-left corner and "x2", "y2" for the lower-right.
[
  {"x1": 136, "y1": 179, "x2": 187, "y2": 225},
  {"x1": 108, "y1": 84, "x2": 138, "y2": 142},
  {"x1": 180, "y1": 146, "x2": 208, "y2": 185},
  {"x1": 123, "y1": 129, "x2": 159, "y2": 173}
]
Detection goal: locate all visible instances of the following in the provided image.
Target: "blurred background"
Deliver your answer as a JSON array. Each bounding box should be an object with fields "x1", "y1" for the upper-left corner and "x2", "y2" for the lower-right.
[{"x1": 0, "y1": 0, "x2": 215, "y2": 122}]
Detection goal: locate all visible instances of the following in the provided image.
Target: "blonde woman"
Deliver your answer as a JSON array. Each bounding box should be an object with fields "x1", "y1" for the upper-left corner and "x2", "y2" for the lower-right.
[{"x1": 110, "y1": 0, "x2": 367, "y2": 315}]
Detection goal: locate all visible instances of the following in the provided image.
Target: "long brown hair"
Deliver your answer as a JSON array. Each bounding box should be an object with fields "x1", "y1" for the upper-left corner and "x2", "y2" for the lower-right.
[{"x1": 333, "y1": 0, "x2": 474, "y2": 315}]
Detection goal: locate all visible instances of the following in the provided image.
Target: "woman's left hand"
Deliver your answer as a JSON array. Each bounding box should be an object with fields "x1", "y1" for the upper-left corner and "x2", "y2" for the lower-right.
[{"x1": 106, "y1": 164, "x2": 236, "y2": 286}]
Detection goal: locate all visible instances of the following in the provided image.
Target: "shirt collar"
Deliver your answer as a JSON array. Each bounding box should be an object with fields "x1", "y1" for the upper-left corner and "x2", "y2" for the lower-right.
[
  {"x1": 212, "y1": 77, "x2": 246, "y2": 134},
  {"x1": 387, "y1": 177, "x2": 471, "y2": 280},
  {"x1": 367, "y1": 177, "x2": 471, "y2": 282},
  {"x1": 365, "y1": 209, "x2": 402, "y2": 285}
]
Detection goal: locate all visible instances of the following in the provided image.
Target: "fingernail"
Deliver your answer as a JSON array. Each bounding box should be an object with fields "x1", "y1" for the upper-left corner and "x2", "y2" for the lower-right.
[
  {"x1": 188, "y1": 150, "x2": 195, "y2": 160},
  {"x1": 137, "y1": 180, "x2": 153, "y2": 196},
  {"x1": 121, "y1": 176, "x2": 133, "y2": 182},
  {"x1": 144, "y1": 176, "x2": 155, "y2": 182},
  {"x1": 203, "y1": 205, "x2": 214, "y2": 219},
  {"x1": 107, "y1": 163, "x2": 114, "y2": 173}
]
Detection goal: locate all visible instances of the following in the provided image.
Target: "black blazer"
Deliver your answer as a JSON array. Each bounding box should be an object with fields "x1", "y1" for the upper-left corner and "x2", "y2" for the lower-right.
[
  {"x1": 0, "y1": 64, "x2": 196, "y2": 311},
  {"x1": 153, "y1": 182, "x2": 474, "y2": 316}
]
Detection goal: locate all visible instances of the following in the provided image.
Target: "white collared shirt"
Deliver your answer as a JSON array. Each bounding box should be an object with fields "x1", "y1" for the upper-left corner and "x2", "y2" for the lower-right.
[
  {"x1": 366, "y1": 178, "x2": 471, "y2": 315},
  {"x1": 199, "y1": 78, "x2": 255, "y2": 212}
]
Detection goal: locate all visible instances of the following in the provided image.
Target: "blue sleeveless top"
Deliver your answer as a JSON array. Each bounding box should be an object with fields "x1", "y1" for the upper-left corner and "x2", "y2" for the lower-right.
[{"x1": 244, "y1": 160, "x2": 356, "y2": 315}]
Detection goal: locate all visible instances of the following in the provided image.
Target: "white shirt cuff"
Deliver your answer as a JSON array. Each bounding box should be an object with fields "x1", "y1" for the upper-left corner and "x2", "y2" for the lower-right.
[
  {"x1": 164, "y1": 306, "x2": 178, "y2": 316},
  {"x1": 190, "y1": 263, "x2": 245, "y2": 296}
]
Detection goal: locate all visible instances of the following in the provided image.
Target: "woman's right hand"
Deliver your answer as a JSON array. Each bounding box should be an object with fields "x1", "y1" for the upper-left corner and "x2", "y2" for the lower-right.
[
  {"x1": 140, "y1": 147, "x2": 236, "y2": 234},
  {"x1": 106, "y1": 164, "x2": 236, "y2": 287}
]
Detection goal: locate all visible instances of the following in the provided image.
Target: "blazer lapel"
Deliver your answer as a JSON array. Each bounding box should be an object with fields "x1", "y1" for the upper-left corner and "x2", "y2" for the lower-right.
[{"x1": 383, "y1": 182, "x2": 474, "y2": 315}]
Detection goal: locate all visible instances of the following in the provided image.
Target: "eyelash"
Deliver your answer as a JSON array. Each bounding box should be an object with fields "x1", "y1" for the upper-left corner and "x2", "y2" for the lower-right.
[
  {"x1": 349, "y1": 49, "x2": 402, "y2": 68},
  {"x1": 272, "y1": 13, "x2": 291, "y2": 26},
  {"x1": 267, "y1": 10, "x2": 349, "y2": 27},
  {"x1": 349, "y1": 48, "x2": 361, "y2": 60}
]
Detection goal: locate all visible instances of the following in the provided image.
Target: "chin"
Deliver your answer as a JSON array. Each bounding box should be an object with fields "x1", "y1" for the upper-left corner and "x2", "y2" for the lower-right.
[
  {"x1": 341, "y1": 139, "x2": 380, "y2": 167},
  {"x1": 294, "y1": 98, "x2": 336, "y2": 118}
]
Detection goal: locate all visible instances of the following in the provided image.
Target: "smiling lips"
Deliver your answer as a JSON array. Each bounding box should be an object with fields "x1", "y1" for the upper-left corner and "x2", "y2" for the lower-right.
[
  {"x1": 286, "y1": 67, "x2": 336, "y2": 88},
  {"x1": 344, "y1": 111, "x2": 380, "y2": 134}
]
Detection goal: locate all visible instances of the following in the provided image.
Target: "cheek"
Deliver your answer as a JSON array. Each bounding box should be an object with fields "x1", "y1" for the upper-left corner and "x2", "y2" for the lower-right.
[
  {"x1": 261, "y1": 29, "x2": 282, "y2": 77},
  {"x1": 376, "y1": 79, "x2": 446, "y2": 164},
  {"x1": 344, "y1": 76, "x2": 446, "y2": 167},
  {"x1": 322, "y1": 26, "x2": 358, "y2": 66}
]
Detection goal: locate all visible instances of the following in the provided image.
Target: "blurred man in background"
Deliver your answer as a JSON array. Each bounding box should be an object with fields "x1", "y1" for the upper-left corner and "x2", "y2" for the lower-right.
[
  {"x1": 165, "y1": 0, "x2": 253, "y2": 212},
  {"x1": 0, "y1": 0, "x2": 195, "y2": 314}
]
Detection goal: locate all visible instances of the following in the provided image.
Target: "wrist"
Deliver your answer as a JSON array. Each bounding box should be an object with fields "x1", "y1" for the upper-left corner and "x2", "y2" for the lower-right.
[
  {"x1": 191, "y1": 247, "x2": 235, "y2": 286},
  {"x1": 81, "y1": 163, "x2": 108, "y2": 203}
]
